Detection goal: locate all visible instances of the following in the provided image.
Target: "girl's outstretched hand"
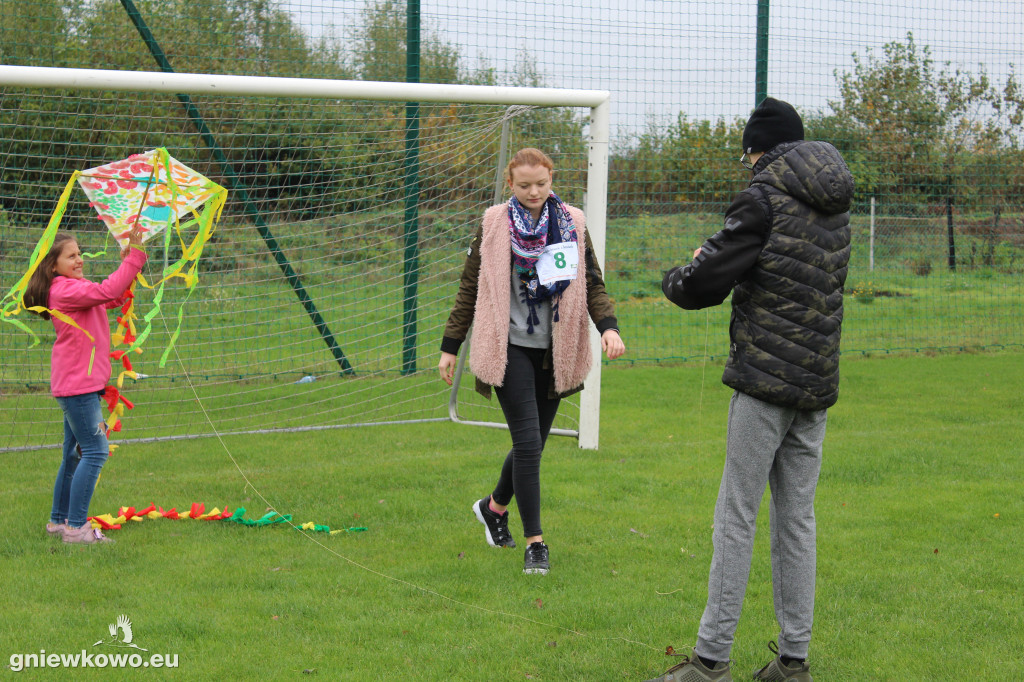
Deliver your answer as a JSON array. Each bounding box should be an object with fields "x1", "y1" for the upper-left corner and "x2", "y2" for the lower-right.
[
  {"x1": 119, "y1": 223, "x2": 145, "y2": 260},
  {"x1": 438, "y1": 352, "x2": 458, "y2": 386},
  {"x1": 601, "y1": 329, "x2": 625, "y2": 360}
]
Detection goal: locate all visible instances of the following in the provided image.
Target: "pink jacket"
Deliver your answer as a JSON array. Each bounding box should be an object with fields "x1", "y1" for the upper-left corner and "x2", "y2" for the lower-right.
[
  {"x1": 469, "y1": 204, "x2": 592, "y2": 395},
  {"x1": 47, "y1": 248, "x2": 147, "y2": 397}
]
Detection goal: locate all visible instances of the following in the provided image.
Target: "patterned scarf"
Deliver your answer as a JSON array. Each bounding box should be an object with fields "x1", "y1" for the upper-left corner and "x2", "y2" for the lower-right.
[{"x1": 508, "y1": 191, "x2": 578, "y2": 333}]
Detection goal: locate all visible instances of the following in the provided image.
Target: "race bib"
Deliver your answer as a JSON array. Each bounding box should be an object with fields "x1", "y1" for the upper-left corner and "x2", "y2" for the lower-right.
[{"x1": 536, "y1": 241, "x2": 579, "y2": 286}]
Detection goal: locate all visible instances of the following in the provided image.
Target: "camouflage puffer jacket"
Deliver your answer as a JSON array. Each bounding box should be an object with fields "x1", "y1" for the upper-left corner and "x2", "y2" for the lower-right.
[{"x1": 723, "y1": 140, "x2": 854, "y2": 410}]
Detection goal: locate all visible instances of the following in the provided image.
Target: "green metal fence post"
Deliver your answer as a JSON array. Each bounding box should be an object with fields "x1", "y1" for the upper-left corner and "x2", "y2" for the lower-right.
[
  {"x1": 946, "y1": 177, "x2": 957, "y2": 271},
  {"x1": 118, "y1": 0, "x2": 354, "y2": 375},
  {"x1": 755, "y1": 0, "x2": 770, "y2": 106},
  {"x1": 402, "y1": 0, "x2": 422, "y2": 375}
]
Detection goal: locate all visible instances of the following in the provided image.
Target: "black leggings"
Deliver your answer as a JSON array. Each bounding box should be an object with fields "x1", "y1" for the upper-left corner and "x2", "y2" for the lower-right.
[{"x1": 491, "y1": 344, "x2": 561, "y2": 538}]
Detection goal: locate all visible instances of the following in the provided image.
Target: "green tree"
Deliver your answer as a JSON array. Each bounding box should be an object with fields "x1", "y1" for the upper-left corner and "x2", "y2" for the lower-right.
[
  {"x1": 341, "y1": 0, "x2": 470, "y2": 211},
  {"x1": 609, "y1": 114, "x2": 745, "y2": 217},
  {"x1": 829, "y1": 33, "x2": 1024, "y2": 209},
  {"x1": 0, "y1": 0, "x2": 87, "y2": 66},
  {"x1": 830, "y1": 33, "x2": 1024, "y2": 269},
  {"x1": 829, "y1": 34, "x2": 944, "y2": 207},
  {"x1": 350, "y1": 0, "x2": 461, "y2": 84},
  {"x1": 77, "y1": 0, "x2": 325, "y2": 77},
  {"x1": 0, "y1": 0, "x2": 597, "y2": 222}
]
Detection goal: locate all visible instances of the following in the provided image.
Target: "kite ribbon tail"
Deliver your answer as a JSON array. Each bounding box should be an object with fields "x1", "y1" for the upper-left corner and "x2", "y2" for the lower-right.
[
  {"x1": 0, "y1": 171, "x2": 80, "y2": 313},
  {"x1": 0, "y1": 315, "x2": 41, "y2": 347},
  {"x1": 40, "y1": 308, "x2": 95, "y2": 344},
  {"x1": 159, "y1": 287, "x2": 194, "y2": 368},
  {"x1": 111, "y1": 280, "x2": 136, "y2": 347},
  {"x1": 126, "y1": 277, "x2": 165, "y2": 356},
  {"x1": 154, "y1": 191, "x2": 222, "y2": 367}
]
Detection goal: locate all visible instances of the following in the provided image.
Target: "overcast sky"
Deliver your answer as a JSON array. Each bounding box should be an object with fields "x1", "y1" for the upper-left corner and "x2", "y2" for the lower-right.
[{"x1": 283, "y1": 0, "x2": 1024, "y2": 137}]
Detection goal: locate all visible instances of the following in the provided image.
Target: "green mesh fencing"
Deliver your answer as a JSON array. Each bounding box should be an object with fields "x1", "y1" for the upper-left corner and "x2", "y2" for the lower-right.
[{"x1": 2, "y1": 0, "x2": 1023, "y2": 451}]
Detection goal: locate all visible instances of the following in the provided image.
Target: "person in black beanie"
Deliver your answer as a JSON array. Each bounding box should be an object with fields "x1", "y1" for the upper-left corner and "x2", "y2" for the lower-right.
[
  {"x1": 646, "y1": 98, "x2": 854, "y2": 682},
  {"x1": 741, "y1": 96, "x2": 805, "y2": 155}
]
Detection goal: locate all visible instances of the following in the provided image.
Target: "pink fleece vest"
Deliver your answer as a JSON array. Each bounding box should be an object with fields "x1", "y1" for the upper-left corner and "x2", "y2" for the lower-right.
[{"x1": 469, "y1": 203, "x2": 592, "y2": 394}]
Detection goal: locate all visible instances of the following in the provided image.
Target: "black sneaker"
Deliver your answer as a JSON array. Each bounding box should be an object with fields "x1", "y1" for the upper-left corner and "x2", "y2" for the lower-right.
[
  {"x1": 523, "y1": 541, "x2": 549, "y2": 575},
  {"x1": 472, "y1": 497, "x2": 515, "y2": 548}
]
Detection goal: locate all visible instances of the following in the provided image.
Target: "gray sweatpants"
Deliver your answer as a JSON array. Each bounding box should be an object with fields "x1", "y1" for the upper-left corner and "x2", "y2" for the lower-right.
[{"x1": 695, "y1": 390, "x2": 827, "y2": 662}]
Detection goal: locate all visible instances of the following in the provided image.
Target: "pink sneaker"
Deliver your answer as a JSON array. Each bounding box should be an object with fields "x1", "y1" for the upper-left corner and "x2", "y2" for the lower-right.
[
  {"x1": 62, "y1": 524, "x2": 114, "y2": 544},
  {"x1": 46, "y1": 522, "x2": 69, "y2": 536}
]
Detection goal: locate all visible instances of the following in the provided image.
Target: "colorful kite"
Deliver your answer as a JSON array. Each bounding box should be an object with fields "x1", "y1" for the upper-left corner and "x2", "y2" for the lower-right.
[
  {"x1": 77, "y1": 150, "x2": 224, "y2": 247},
  {"x1": 1, "y1": 148, "x2": 228, "y2": 438}
]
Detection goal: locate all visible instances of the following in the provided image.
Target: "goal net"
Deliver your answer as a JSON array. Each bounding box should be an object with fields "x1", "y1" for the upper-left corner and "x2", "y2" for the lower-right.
[{"x1": 0, "y1": 66, "x2": 610, "y2": 453}]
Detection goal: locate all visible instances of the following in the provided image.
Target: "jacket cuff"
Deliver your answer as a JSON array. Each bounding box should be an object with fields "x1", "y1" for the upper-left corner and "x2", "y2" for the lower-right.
[
  {"x1": 126, "y1": 246, "x2": 148, "y2": 266},
  {"x1": 595, "y1": 317, "x2": 619, "y2": 336},
  {"x1": 440, "y1": 336, "x2": 463, "y2": 355}
]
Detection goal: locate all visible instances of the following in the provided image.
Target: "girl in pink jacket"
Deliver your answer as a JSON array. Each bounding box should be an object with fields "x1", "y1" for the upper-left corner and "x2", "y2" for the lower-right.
[{"x1": 23, "y1": 226, "x2": 147, "y2": 544}]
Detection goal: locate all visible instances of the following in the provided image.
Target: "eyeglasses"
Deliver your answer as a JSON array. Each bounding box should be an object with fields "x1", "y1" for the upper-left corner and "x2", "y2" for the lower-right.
[{"x1": 739, "y1": 152, "x2": 754, "y2": 170}]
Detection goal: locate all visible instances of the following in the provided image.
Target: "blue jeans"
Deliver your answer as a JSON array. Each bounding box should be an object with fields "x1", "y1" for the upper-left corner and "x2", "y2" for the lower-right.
[{"x1": 51, "y1": 392, "x2": 109, "y2": 528}]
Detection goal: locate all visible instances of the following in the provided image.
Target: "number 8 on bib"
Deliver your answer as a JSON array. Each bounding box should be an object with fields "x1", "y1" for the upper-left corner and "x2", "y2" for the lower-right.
[{"x1": 536, "y1": 241, "x2": 579, "y2": 287}]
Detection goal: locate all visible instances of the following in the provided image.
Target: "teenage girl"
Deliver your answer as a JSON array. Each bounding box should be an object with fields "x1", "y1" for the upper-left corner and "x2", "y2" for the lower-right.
[
  {"x1": 438, "y1": 147, "x2": 625, "y2": 574},
  {"x1": 23, "y1": 225, "x2": 147, "y2": 544}
]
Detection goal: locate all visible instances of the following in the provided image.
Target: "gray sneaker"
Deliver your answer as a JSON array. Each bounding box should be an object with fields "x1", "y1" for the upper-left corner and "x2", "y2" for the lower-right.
[
  {"x1": 752, "y1": 642, "x2": 811, "y2": 682},
  {"x1": 523, "y1": 541, "x2": 549, "y2": 575},
  {"x1": 645, "y1": 655, "x2": 732, "y2": 682}
]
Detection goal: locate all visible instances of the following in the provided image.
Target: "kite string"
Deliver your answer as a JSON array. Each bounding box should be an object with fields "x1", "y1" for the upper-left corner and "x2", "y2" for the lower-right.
[
  {"x1": 698, "y1": 307, "x2": 710, "y2": 458},
  {"x1": 145, "y1": 270, "x2": 661, "y2": 653}
]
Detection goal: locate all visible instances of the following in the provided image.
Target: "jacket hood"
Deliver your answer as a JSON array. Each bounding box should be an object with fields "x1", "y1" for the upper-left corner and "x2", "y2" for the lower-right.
[{"x1": 751, "y1": 140, "x2": 854, "y2": 215}]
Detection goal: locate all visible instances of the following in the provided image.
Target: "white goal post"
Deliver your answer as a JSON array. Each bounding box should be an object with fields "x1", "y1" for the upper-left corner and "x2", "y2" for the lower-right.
[{"x1": 0, "y1": 65, "x2": 611, "y2": 449}]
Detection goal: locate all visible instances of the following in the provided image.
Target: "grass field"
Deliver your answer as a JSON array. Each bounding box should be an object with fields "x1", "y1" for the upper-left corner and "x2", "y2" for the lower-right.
[{"x1": 2, "y1": 351, "x2": 1021, "y2": 680}]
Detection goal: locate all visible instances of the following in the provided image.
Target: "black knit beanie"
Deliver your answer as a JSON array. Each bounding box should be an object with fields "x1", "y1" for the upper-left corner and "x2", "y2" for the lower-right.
[{"x1": 742, "y1": 97, "x2": 804, "y2": 154}]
